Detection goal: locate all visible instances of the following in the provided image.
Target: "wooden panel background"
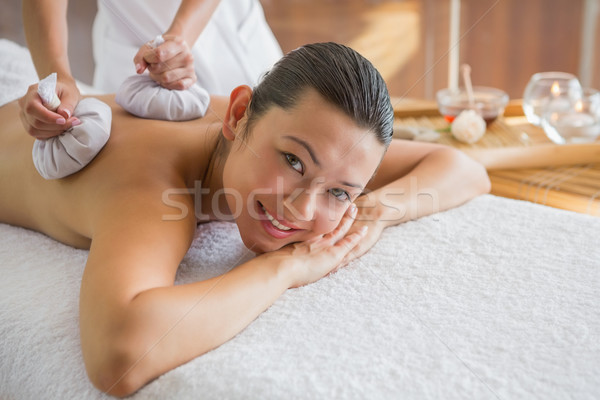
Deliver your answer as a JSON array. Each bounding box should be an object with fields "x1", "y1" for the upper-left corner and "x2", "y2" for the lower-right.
[
  {"x1": 2, "y1": 0, "x2": 599, "y2": 98},
  {"x1": 262, "y1": 0, "x2": 599, "y2": 100}
]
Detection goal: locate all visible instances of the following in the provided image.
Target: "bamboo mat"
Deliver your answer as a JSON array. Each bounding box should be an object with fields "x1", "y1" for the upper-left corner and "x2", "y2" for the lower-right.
[
  {"x1": 392, "y1": 99, "x2": 600, "y2": 216},
  {"x1": 489, "y1": 164, "x2": 600, "y2": 216}
]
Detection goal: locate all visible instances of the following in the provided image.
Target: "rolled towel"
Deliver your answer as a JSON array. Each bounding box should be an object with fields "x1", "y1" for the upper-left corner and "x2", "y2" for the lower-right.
[
  {"x1": 33, "y1": 98, "x2": 112, "y2": 179},
  {"x1": 115, "y1": 35, "x2": 210, "y2": 121}
]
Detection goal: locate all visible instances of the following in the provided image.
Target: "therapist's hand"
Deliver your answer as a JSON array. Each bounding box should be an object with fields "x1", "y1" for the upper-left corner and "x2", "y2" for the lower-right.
[
  {"x1": 133, "y1": 35, "x2": 197, "y2": 90},
  {"x1": 18, "y1": 76, "x2": 81, "y2": 140}
]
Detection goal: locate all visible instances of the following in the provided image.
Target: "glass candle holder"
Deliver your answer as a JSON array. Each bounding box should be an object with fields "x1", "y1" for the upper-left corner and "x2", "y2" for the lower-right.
[
  {"x1": 522, "y1": 72, "x2": 582, "y2": 126},
  {"x1": 541, "y1": 88, "x2": 600, "y2": 144}
]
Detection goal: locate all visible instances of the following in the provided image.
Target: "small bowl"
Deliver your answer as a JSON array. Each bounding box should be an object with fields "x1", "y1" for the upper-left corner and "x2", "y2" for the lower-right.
[{"x1": 436, "y1": 86, "x2": 509, "y2": 125}]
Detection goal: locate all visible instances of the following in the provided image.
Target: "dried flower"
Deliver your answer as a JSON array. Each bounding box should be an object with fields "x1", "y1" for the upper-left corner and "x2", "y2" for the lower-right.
[{"x1": 451, "y1": 109, "x2": 486, "y2": 144}]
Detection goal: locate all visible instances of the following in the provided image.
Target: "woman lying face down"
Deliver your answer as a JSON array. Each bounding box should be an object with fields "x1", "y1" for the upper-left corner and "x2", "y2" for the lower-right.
[{"x1": 0, "y1": 43, "x2": 490, "y2": 397}]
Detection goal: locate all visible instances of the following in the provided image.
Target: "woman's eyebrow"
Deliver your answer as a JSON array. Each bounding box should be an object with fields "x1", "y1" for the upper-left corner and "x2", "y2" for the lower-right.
[
  {"x1": 282, "y1": 135, "x2": 362, "y2": 190},
  {"x1": 282, "y1": 135, "x2": 321, "y2": 167},
  {"x1": 341, "y1": 181, "x2": 363, "y2": 189}
]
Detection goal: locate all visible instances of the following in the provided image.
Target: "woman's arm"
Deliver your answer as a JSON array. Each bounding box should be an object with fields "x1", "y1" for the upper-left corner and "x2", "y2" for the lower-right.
[
  {"x1": 367, "y1": 139, "x2": 491, "y2": 224},
  {"x1": 81, "y1": 188, "x2": 362, "y2": 397},
  {"x1": 340, "y1": 140, "x2": 490, "y2": 263}
]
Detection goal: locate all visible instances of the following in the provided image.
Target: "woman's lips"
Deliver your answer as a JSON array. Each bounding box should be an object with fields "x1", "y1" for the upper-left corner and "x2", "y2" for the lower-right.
[{"x1": 257, "y1": 201, "x2": 301, "y2": 239}]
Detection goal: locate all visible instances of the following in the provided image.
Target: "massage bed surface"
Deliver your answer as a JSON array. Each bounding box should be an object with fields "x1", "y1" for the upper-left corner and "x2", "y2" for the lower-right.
[{"x1": 2, "y1": 195, "x2": 599, "y2": 399}]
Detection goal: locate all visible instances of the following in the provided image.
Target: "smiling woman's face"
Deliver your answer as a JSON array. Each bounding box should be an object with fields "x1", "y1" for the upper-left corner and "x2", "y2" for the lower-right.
[{"x1": 222, "y1": 88, "x2": 386, "y2": 253}]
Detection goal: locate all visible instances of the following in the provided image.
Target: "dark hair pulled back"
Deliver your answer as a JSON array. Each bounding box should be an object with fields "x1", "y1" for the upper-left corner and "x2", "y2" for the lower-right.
[{"x1": 247, "y1": 42, "x2": 394, "y2": 148}]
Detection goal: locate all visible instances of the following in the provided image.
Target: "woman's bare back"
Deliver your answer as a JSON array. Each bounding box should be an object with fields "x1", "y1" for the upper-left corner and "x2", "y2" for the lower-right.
[{"x1": 0, "y1": 95, "x2": 226, "y2": 248}]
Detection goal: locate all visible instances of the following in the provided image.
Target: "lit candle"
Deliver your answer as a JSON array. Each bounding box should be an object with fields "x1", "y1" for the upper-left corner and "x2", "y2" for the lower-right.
[
  {"x1": 548, "y1": 99, "x2": 600, "y2": 143},
  {"x1": 546, "y1": 81, "x2": 570, "y2": 112},
  {"x1": 551, "y1": 81, "x2": 561, "y2": 97}
]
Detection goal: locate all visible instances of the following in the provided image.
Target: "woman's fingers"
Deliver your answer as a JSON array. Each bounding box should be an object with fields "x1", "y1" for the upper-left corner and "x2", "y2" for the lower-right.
[
  {"x1": 334, "y1": 225, "x2": 368, "y2": 253},
  {"x1": 327, "y1": 226, "x2": 369, "y2": 275},
  {"x1": 325, "y1": 204, "x2": 358, "y2": 243}
]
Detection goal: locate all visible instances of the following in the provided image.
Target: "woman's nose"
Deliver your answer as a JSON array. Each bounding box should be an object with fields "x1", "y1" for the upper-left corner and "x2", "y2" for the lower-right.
[{"x1": 284, "y1": 187, "x2": 318, "y2": 223}]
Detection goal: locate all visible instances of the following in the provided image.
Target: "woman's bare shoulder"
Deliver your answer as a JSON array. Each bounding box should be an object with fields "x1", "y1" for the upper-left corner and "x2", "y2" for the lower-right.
[{"x1": 0, "y1": 94, "x2": 225, "y2": 248}]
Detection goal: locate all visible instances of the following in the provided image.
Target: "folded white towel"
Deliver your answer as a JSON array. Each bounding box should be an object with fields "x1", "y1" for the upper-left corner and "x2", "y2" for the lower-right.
[{"x1": 32, "y1": 98, "x2": 112, "y2": 179}]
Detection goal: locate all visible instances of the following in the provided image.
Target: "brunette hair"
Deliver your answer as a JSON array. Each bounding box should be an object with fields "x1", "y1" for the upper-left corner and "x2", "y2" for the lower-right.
[{"x1": 246, "y1": 42, "x2": 394, "y2": 147}]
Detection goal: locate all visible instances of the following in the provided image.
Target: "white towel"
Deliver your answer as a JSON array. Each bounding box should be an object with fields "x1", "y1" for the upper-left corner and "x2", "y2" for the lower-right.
[
  {"x1": 1, "y1": 195, "x2": 599, "y2": 399},
  {"x1": 0, "y1": 39, "x2": 98, "y2": 106},
  {"x1": 0, "y1": 39, "x2": 38, "y2": 107}
]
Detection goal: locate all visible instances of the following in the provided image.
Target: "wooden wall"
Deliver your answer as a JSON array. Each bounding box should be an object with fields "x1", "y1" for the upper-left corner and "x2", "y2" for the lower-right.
[
  {"x1": 3, "y1": 0, "x2": 598, "y2": 99},
  {"x1": 261, "y1": 0, "x2": 600, "y2": 99}
]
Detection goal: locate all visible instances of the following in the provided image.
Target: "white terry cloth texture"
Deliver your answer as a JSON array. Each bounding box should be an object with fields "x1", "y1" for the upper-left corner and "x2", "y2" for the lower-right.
[
  {"x1": 92, "y1": 0, "x2": 282, "y2": 94},
  {"x1": 0, "y1": 39, "x2": 38, "y2": 107},
  {"x1": 115, "y1": 35, "x2": 210, "y2": 121},
  {"x1": 1, "y1": 195, "x2": 599, "y2": 400},
  {"x1": 32, "y1": 97, "x2": 112, "y2": 179},
  {"x1": 0, "y1": 39, "x2": 100, "y2": 107}
]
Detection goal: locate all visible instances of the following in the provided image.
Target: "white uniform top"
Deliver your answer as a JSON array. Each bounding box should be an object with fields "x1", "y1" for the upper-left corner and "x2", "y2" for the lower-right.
[{"x1": 92, "y1": 0, "x2": 283, "y2": 94}]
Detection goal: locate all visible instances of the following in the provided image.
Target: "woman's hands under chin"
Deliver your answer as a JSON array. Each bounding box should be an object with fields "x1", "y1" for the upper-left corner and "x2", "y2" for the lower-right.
[
  {"x1": 264, "y1": 204, "x2": 368, "y2": 289},
  {"x1": 336, "y1": 193, "x2": 389, "y2": 270}
]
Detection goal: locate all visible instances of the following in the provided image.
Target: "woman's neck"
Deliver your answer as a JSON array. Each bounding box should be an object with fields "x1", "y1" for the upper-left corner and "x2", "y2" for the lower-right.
[{"x1": 196, "y1": 131, "x2": 233, "y2": 222}]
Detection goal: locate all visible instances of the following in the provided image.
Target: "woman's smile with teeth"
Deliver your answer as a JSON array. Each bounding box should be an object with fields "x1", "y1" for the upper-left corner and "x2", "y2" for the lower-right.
[{"x1": 261, "y1": 205, "x2": 292, "y2": 231}]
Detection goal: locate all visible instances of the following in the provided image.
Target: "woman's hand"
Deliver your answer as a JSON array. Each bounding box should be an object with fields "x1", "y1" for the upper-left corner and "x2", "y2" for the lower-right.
[
  {"x1": 133, "y1": 35, "x2": 197, "y2": 90},
  {"x1": 18, "y1": 76, "x2": 81, "y2": 139},
  {"x1": 267, "y1": 204, "x2": 368, "y2": 288},
  {"x1": 337, "y1": 193, "x2": 389, "y2": 269}
]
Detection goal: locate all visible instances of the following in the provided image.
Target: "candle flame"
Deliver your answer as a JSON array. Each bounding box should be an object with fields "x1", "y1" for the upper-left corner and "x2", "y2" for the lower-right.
[
  {"x1": 551, "y1": 81, "x2": 561, "y2": 97},
  {"x1": 575, "y1": 100, "x2": 583, "y2": 112}
]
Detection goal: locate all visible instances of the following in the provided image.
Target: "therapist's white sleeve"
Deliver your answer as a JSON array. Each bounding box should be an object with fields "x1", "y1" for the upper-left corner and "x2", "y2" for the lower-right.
[
  {"x1": 115, "y1": 74, "x2": 210, "y2": 121},
  {"x1": 32, "y1": 98, "x2": 112, "y2": 180}
]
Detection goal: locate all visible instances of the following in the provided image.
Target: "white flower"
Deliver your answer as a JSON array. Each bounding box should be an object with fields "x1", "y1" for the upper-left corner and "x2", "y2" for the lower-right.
[{"x1": 451, "y1": 109, "x2": 486, "y2": 144}]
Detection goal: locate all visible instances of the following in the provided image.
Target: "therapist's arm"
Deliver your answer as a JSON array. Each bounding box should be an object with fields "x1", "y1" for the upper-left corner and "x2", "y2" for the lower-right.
[
  {"x1": 133, "y1": 0, "x2": 221, "y2": 90},
  {"x1": 166, "y1": 0, "x2": 222, "y2": 46},
  {"x1": 20, "y1": 0, "x2": 80, "y2": 138}
]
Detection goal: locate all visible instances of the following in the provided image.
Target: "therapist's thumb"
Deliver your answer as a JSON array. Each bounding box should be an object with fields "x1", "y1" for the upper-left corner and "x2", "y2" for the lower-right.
[{"x1": 56, "y1": 91, "x2": 79, "y2": 120}]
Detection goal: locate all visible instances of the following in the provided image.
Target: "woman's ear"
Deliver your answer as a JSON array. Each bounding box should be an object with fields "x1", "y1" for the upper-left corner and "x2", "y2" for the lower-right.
[{"x1": 223, "y1": 85, "x2": 252, "y2": 141}]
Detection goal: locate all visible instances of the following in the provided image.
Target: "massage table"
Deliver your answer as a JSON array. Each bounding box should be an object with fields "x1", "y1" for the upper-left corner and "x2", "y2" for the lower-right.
[{"x1": 1, "y1": 39, "x2": 599, "y2": 399}]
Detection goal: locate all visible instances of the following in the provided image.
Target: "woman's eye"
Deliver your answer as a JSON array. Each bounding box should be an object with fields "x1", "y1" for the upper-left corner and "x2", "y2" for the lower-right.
[
  {"x1": 329, "y1": 188, "x2": 350, "y2": 201},
  {"x1": 284, "y1": 153, "x2": 304, "y2": 174}
]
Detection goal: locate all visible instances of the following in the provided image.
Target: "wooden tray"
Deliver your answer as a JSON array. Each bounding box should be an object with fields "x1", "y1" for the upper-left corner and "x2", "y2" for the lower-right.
[
  {"x1": 392, "y1": 99, "x2": 600, "y2": 216},
  {"x1": 393, "y1": 100, "x2": 552, "y2": 149}
]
